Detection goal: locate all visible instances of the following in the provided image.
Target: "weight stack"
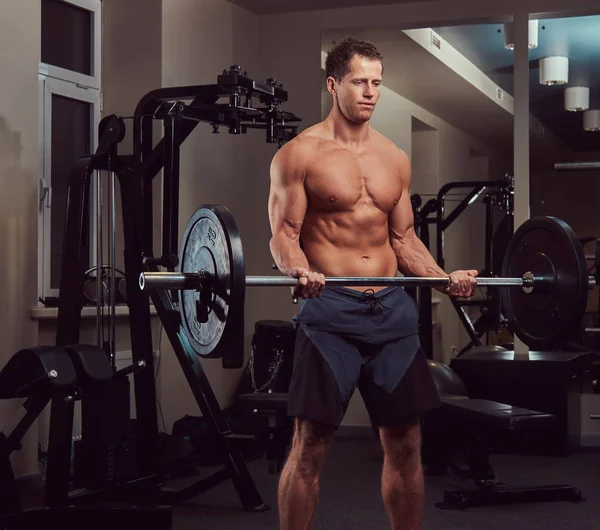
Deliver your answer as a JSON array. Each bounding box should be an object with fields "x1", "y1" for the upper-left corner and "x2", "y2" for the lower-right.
[{"x1": 73, "y1": 375, "x2": 132, "y2": 488}]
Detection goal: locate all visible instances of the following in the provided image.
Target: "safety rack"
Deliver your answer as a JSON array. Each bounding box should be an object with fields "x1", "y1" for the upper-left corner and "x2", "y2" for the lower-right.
[
  {"x1": 411, "y1": 176, "x2": 515, "y2": 357},
  {"x1": 47, "y1": 66, "x2": 300, "y2": 512}
]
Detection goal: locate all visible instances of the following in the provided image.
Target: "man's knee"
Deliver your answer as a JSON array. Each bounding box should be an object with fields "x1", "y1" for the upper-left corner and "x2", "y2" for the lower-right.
[
  {"x1": 289, "y1": 418, "x2": 335, "y2": 478},
  {"x1": 379, "y1": 415, "x2": 422, "y2": 469}
]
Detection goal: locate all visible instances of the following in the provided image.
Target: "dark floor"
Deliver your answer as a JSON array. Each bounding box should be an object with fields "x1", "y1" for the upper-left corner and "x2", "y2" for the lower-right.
[{"x1": 171, "y1": 438, "x2": 600, "y2": 530}]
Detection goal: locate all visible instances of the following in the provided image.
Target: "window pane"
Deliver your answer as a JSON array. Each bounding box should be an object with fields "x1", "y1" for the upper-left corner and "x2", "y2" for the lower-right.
[
  {"x1": 51, "y1": 94, "x2": 91, "y2": 289},
  {"x1": 42, "y1": 0, "x2": 92, "y2": 76}
]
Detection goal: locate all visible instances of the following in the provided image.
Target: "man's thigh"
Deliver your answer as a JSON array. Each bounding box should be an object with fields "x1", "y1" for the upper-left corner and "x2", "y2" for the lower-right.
[
  {"x1": 359, "y1": 346, "x2": 441, "y2": 428},
  {"x1": 288, "y1": 327, "x2": 363, "y2": 428}
]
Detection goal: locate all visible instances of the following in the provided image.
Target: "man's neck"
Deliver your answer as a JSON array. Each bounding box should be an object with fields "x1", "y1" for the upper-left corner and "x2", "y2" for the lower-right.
[{"x1": 324, "y1": 108, "x2": 370, "y2": 147}]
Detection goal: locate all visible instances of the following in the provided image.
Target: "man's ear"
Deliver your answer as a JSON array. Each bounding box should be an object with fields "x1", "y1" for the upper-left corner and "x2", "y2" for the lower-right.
[{"x1": 326, "y1": 76, "x2": 337, "y2": 96}]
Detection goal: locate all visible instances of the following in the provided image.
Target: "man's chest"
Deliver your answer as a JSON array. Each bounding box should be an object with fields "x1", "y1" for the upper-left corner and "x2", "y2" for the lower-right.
[{"x1": 305, "y1": 147, "x2": 402, "y2": 212}]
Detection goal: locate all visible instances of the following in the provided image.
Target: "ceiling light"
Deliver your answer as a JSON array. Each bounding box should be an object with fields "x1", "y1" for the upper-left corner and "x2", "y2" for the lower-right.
[
  {"x1": 583, "y1": 110, "x2": 600, "y2": 132},
  {"x1": 539, "y1": 56, "x2": 569, "y2": 86},
  {"x1": 565, "y1": 87, "x2": 590, "y2": 112},
  {"x1": 503, "y1": 20, "x2": 539, "y2": 50}
]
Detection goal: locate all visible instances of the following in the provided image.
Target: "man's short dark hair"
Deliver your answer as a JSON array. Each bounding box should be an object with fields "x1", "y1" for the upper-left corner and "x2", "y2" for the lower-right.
[{"x1": 325, "y1": 36, "x2": 384, "y2": 81}]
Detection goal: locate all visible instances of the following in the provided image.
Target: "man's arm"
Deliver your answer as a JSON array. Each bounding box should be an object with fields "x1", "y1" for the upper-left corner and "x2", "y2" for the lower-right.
[
  {"x1": 388, "y1": 149, "x2": 478, "y2": 297},
  {"x1": 268, "y1": 142, "x2": 310, "y2": 276},
  {"x1": 268, "y1": 141, "x2": 325, "y2": 298},
  {"x1": 388, "y1": 150, "x2": 447, "y2": 279}
]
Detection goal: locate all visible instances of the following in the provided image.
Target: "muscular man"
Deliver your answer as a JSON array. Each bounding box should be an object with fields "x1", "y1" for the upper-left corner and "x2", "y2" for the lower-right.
[{"x1": 268, "y1": 37, "x2": 477, "y2": 530}]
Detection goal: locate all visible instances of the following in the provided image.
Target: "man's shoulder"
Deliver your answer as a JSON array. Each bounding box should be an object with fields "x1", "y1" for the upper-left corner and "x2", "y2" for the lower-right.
[
  {"x1": 287, "y1": 128, "x2": 322, "y2": 149},
  {"x1": 270, "y1": 129, "x2": 320, "y2": 179},
  {"x1": 273, "y1": 125, "x2": 328, "y2": 162},
  {"x1": 295, "y1": 123, "x2": 332, "y2": 146}
]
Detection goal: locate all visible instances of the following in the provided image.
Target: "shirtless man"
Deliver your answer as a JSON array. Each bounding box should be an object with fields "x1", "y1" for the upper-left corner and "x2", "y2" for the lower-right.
[{"x1": 268, "y1": 37, "x2": 477, "y2": 530}]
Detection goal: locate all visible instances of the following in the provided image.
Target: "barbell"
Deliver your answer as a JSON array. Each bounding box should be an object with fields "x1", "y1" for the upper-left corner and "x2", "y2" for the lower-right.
[
  {"x1": 141, "y1": 272, "x2": 543, "y2": 289},
  {"x1": 139, "y1": 205, "x2": 595, "y2": 358}
]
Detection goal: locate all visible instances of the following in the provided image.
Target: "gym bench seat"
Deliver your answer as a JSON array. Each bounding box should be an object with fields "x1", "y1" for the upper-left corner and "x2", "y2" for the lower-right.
[
  {"x1": 441, "y1": 396, "x2": 556, "y2": 431},
  {"x1": 235, "y1": 393, "x2": 292, "y2": 474},
  {"x1": 434, "y1": 395, "x2": 583, "y2": 510}
]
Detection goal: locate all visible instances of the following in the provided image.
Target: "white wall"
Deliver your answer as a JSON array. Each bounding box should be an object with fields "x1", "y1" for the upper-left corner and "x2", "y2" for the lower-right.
[{"x1": 0, "y1": 0, "x2": 41, "y2": 478}]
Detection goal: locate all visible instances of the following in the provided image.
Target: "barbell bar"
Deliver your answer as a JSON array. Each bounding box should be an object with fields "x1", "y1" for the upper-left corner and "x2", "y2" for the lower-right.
[
  {"x1": 140, "y1": 205, "x2": 598, "y2": 358},
  {"x1": 140, "y1": 271, "x2": 560, "y2": 291}
]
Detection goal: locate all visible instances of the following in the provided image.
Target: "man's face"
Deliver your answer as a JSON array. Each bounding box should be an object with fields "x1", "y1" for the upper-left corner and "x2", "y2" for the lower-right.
[{"x1": 329, "y1": 54, "x2": 382, "y2": 123}]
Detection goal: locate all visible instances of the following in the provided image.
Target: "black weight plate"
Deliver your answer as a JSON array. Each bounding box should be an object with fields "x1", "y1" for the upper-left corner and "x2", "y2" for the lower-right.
[
  {"x1": 501, "y1": 216, "x2": 588, "y2": 350},
  {"x1": 179, "y1": 205, "x2": 245, "y2": 359}
]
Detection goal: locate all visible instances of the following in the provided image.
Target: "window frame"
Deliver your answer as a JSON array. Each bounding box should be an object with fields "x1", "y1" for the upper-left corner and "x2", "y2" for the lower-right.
[
  {"x1": 39, "y1": 0, "x2": 102, "y2": 90},
  {"x1": 38, "y1": 74, "x2": 101, "y2": 300},
  {"x1": 38, "y1": 0, "x2": 102, "y2": 302}
]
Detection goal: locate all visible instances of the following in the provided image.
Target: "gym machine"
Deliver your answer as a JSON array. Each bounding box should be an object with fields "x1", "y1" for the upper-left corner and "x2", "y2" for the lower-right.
[
  {"x1": 38, "y1": 66, "x2": 300, "y2": 513},
  {"x1": 0, "y1": 345, "x2": 171, "y2": 529}
]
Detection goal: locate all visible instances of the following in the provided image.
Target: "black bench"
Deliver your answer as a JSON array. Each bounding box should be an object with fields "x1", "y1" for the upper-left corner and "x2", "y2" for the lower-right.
[
  {"x1": 441, "y1": 396, "x2": 555, "y2": 431},
  {"x1": 449, "y1": 347, "x2": 598, "y2": 456},
  {"x1": 425, "y1": 360, "x2": 583, "y2": 510}
]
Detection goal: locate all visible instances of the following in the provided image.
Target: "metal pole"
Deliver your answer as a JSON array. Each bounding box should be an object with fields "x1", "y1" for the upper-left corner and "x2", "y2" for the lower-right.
[
  {"x1": 245, "y1": 276, "x2": 527, "y2": 287},
  {"x1": 109, "y1": 171, "x2": 117, "y2": 368},
  {"x1": 96, "y1": 170, "x2": 103, "y2": 348},
  {"x1": 139, "y1": 271, "x2": 539, "y2": 291},
  {"x1": 555, "y1": 161, "x2": 600, "y2": 171},
  {"x1": 513, "y1": 12, "x2": 531, "y2": 359}
]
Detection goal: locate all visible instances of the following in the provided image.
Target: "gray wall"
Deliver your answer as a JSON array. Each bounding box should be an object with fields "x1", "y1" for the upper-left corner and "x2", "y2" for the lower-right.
[
  {"x1": 102, "y1": 0, "x2": 163, "y2": 272},
  {"x1": 0, "y1": 0, "x2": 40, "y2": 479}
]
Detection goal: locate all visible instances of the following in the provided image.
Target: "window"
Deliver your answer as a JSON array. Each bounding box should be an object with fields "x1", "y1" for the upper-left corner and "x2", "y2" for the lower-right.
[
  {"x1": 40, "y1": 0, "x2": 101, "y2": 89},
  {"x1": 38, "y1": 0, "x2": 102, "y2": 301}
]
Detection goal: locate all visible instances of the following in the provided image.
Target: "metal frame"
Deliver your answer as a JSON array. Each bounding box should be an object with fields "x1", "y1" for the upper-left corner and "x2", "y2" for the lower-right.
[
  {"x1": 45, "y1": 69, "x2": 299, "y2": 511},
  {"x1": 437, "y1": 178, "x2": 514, "y2": 355},
  {"x1": 412, "y1": 176, "x2": 514, "y2": 358}
]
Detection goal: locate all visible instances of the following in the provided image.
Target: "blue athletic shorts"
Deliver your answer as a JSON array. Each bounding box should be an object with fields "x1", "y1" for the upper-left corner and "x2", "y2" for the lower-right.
[{"x1": 289, "y1": 286, "x2": 441, "y2": 428}]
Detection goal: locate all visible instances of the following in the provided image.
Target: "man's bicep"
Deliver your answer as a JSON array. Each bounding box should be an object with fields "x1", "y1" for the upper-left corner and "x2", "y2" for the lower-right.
[
  {"x1": 268, "y1": 148, "x2": 308, "y2": 239},
  {"x1": 389, "y1": 150, "x2": 416, "y2": 242},
  {"x1": 389, "y1": 187, "x2": 416, "y2": 243}
]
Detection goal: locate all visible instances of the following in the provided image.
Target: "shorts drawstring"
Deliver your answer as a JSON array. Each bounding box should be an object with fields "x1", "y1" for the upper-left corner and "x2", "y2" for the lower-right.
[{"x1": 359, "y1": 289, "x2": 390, "y2": 312}]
